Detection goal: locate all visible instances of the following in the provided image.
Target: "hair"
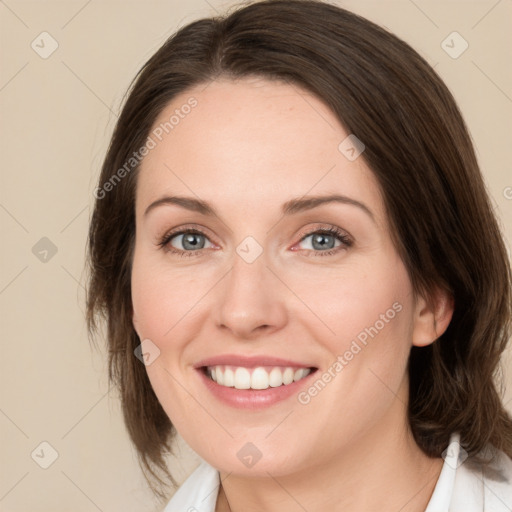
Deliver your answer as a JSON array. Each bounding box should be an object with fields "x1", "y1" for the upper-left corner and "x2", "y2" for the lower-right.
[{"x1": 86, "y1": 0, "x2": 512, "y2": 498}]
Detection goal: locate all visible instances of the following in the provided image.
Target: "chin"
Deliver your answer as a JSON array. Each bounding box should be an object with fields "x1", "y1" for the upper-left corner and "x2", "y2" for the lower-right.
[{"x1": 196, "y1": 438, "x2": 309, "y2": 478}]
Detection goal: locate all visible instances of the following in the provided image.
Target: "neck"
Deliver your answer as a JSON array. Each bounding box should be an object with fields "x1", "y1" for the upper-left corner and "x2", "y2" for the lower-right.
[{"x1": 215, "y1": 386, "x2": 443, "y2": 512}]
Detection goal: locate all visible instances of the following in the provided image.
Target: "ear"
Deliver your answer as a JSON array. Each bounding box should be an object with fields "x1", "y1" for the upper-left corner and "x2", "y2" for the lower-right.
[{"x1": 412, "y1": 288, "x2": 454, "y2": 347}]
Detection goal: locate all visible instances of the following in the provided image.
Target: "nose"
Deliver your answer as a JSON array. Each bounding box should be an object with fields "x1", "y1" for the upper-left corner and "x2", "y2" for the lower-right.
[{"x1": 215, "y1": 253, "x2": 288, "y2": 340}]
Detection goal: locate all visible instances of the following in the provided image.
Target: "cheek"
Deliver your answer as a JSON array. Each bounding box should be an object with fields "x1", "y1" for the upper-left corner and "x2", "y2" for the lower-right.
[
  {"x1": 130, "y1": 252, "x2": 206, "y2": 423},
  {"x1": 289, "y1": 258, "x2": 413, "y2": 352},
  {"x1": 287, "y1": 265, "x2": 414, "y2": 442},
  {"x1": 131, "y1": 250, "x2": 208, "y2": 340},
  {"x1": 289, "y1": 257, "x2": 415, "y2": 415}
]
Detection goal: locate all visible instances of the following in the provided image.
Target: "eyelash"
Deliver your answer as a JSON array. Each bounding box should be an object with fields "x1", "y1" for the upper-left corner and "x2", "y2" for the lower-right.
[
  {"x1": 295, "y1": 226, "x2": 353, "y2": 257},
  {"x1": 158, "y1": 228, "x2": 212, "y2": 258},
  {"x1": 158, "y1": 226, "x2": 353, "y2": 258}
]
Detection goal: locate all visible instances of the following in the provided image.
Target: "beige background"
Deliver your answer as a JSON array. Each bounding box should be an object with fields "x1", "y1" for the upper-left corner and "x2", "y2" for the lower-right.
[{"x1": 1, "y1": 0, "x2": 511, "y2": 510}]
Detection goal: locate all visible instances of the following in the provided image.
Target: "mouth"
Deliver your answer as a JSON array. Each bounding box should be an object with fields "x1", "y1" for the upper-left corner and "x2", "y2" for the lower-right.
[
  {"x1": 194, "y1": 355, "x2": 318, "y2": 409},
  {"x1": 201, "y1": 365, "x2": 315, "y2": 390}
]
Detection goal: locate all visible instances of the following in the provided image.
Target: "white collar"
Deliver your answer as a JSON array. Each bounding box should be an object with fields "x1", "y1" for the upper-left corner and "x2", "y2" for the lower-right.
[{"x1": 164, "y1": 432, "x2": 512, "y2": 511}]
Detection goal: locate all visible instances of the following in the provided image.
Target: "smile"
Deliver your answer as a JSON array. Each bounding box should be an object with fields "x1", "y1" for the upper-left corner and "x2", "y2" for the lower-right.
[
  {"x1": 205, "y1": 365, "x2": 312, "y2": 390},
  {"x1": 195, "y1": 355, "x2": 318, "y2": 408}
]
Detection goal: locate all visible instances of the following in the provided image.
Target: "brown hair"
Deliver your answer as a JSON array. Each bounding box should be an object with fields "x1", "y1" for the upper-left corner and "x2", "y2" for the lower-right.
[{"x1": 86, "y1": 0, "x2": 512, "y2": 498}]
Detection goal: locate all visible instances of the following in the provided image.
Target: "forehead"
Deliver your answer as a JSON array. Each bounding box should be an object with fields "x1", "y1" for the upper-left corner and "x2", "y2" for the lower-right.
[{"x1": 136, "y1": 77, "x2": 383, "y2": 222}]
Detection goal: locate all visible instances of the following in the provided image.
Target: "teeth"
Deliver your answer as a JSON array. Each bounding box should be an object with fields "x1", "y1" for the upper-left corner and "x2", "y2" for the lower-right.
[
  {"x1": 224, "y1": 367, "x2": 234, "y2": 387},
  {"x1": 251, "y1": 367, "x2": 269, "y2": 390},
  {"x1": 294, "y1": 368, "x2": 306, "y2": 381},
  {"x1": 269, "y1": 367, "x2": 283, "y2": 387},
  {"x1": 207, "y1": 365, "x2": 311, "y2": 390},
  {"x1": 282, "y1": 367, "x2": 294, "y2": 385},
  {"x1": 234, "y1": 367, "x2": 251, "y2": 389}
]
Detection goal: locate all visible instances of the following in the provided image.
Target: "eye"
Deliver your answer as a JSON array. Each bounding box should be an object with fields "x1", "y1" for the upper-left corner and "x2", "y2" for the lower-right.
[
  {"x1": 159, "y1": 228, "x2": 214, "y2": 256},
  {"x1": 158, "y1": 225, "x2": 352, "y2": 258},
  {"x1": 294, "y1": 227, "x2": 353, "y2": 256}
]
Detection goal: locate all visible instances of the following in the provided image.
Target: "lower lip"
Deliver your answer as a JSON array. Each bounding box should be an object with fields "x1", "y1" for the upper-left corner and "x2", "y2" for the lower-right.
[{"x1": 197, "y1": 368, "x2": 316, "y2": 409}]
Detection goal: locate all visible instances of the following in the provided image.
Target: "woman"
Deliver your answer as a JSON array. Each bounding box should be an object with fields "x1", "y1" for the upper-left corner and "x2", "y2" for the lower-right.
[{"x1": 86, "y1": 0, "x2": 512, "y2": 510}]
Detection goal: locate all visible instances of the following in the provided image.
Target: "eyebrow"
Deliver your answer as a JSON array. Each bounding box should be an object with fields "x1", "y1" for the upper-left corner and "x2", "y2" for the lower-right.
[
  {"x1": 144, "y1": 194, "x2": 375, "y2": 222},
  {"x1": 282, "y1": 194, "x2": 374, "y2": 221}
]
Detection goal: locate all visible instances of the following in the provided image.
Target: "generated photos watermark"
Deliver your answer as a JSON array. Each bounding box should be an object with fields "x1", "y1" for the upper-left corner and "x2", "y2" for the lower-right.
[
  {"x1": 93, "y1": 97, "x2": 198, "y2": 200},
  {"x1": 297, "y1": 301, "x2": 403, "y2": 405}
]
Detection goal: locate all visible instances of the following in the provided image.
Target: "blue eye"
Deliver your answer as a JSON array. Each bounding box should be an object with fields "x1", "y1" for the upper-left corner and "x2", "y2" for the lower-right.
[
  {"x1": 159, "y1": 226, "x2": 352, "y2": 258},
  {"x1": 300, "y1": 232, "x2": 339, "y2": 251},
  {"x1": 296, "y1": 227, "x2": 353, "y2": 256},
  {"x1": 159, "y1": 229, "x2": 213, "y2": 256}
]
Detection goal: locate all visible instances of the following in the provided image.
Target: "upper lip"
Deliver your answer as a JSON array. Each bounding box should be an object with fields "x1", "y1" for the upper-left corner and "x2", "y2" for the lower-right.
[{"x1": 194, "y1": 354, "x2": 316, "y2": 369}]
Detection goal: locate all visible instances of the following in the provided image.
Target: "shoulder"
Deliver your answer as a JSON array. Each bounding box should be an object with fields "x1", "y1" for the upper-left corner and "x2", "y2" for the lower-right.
[
  {"x1": 480, "y1": 449, "x2": 512, "y2": 511},
  {"x1": 163, "y1": 460, "x2": 220, "y2": 512},
  {"x1": 451, "y1": 446, "x2": 512, "y2": 512}
]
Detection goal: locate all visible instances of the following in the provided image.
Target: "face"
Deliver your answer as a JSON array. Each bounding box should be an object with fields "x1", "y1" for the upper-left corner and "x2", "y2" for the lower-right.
[{"x1": 131, "y1": 77, "x2": 433, "y2": 477}]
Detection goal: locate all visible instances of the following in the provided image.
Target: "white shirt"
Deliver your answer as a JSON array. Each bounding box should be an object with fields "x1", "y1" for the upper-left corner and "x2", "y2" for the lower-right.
[{"x1": 164, "y1": 433, "x2": 512, "y2": 511}]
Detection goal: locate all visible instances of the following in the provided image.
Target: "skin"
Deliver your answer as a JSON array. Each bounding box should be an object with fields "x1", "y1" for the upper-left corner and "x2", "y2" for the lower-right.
[{"x1": 131, "y1": 77, "x2": 454, "y2": 512}]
